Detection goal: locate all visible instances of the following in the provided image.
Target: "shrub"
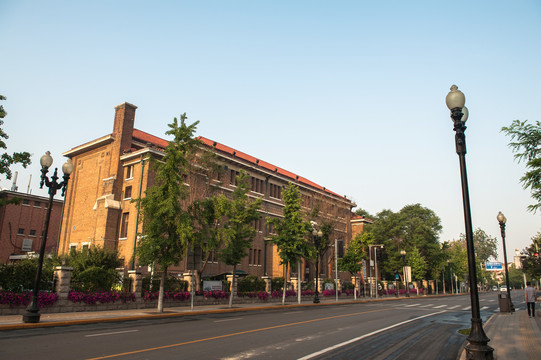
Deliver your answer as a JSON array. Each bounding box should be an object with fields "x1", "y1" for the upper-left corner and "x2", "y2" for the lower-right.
[
  {"x1": 142, "y1": 274, "x2": 188, "y2": 292},
  {"x1": 0, "y1": 258, "x2": 55, "y2": 292},
  {"x1": 341, "y1": 281, "x2": 355, "y2": 290},
  {"x1": 237, "y1": 275, "x2": 266, "y2": 292},
  {"x1": 271, "y1": 277, "x2": 285, "y2": 292}
]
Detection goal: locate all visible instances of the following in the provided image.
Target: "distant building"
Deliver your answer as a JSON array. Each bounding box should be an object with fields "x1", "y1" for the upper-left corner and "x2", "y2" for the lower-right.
[
  {"x1": 59, "y1": 103, "x2": 356, "y2": 284},
  {"x1": 0, "y1": 190, "x2": 63, "y2": 263}
]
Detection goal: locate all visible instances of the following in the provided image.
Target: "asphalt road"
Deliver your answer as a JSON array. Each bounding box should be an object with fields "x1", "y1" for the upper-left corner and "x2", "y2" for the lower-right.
[{"x1": 0, "y1": 292, "x2": 520, "y2": 360}]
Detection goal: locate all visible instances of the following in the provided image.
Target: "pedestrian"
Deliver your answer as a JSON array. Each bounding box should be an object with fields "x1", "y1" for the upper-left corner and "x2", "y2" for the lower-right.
[{"x1": 525, "y1": 281, "x2": 536, "y2": 318}]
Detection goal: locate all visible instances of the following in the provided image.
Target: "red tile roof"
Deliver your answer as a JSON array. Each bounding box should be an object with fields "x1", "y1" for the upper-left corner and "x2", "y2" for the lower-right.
[{"x1": 131, "y1": 128, "x2": 347, "y2": 200}]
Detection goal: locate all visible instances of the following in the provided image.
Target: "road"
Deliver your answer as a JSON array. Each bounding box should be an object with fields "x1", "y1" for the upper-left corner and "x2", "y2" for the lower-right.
[{"x1": 0, "y1": 292, "x2": 522, "y2": 360}]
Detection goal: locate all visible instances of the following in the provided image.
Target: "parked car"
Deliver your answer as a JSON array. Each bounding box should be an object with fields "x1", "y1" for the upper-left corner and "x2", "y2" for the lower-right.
[
  {"x1": 499, "y1": 286, "x2": 507, "y2": 292},
  {"x1": 492, "y1": 286, "x2": 498, "y2": 291}
]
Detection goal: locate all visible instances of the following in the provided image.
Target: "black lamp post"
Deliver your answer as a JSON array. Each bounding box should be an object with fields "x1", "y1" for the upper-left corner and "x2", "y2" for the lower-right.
[
  {"x1": 446, "y1": 85, "x2": 493, "y2": 359},
  {"x1": 312, "y1": 229, "x2": 322, "y2": 304},
  {"x1": 400, "y1": 250, "x2": 409, "y2": 297},
  {"x1": 22, "y1": 152, "x2": 73, "y2": 324},
  {"x1": 497, "y1": 211, "x2": 514, "y2": 312}
]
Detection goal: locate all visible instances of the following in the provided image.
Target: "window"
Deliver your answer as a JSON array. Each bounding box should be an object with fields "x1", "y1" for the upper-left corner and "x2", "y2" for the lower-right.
[
  {"x1": 17, "y1": 228, "x2": 24, "y2": 235},
  {"x1": 337, "y1": 240, "x2": 344, "y2": 259},
  {"x1": 69, "y1": 244, "x2": 77, "y2": 254},
  {"x1": 120, "y1": 213, "x2": 129, "y2": 238},
  {"x1": 22, "y1": 199, "x2": 30, "y2": 206},
  {"x1": 34, "y1": 201, "x2": 41, "y2": 207},
  {"x1": 29, "y1": 230, "x2": 36, "y2": 237},
  {"x1": 124, "y1": 186, "x2": 132, "y2": 199},
  {"x1": 251, "y1": 177, "x2": 264, "y2": 194},
  {"x1": 230, "y1": 169, "x2": 239, "y2": 186},
  {"x1": 126, "y1": 165, "x2": 134, "y2": 179},
  {"x1": 249, "y1": 249, "x2": 262, "y2": 266},
  {"x1": 82, "y1": 243, "x2": 90, "y2": 252},
  {"x1": 269, "y1": 184, "x2": 282, "y2": 199}
]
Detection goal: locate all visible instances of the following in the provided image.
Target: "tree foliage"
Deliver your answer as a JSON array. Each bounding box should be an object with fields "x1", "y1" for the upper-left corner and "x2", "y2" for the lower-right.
[
  {"x1": 61, "y1": 246, "x2": 123, "y2": 292},
  {"x1": 501, "y1": 119, "x2": 541, "y2": 212},
  {"x1": 267, "y1": 182, "x2": 312, "y2": 304},
  {"x1": 135, "y1": 113, "x2": 199, "y2": 311},
  {"x1": 338, "y1": 233, "x2": 375, "y2": 276},
  {"x1": 366, "y1": 204, "x2": 442, "y2": 280},
  {"x1": 0, "y1": 95, "x2": 31, "y2": 206},
  {"x1": 521, "y1": 231, "x2": 541, "y2": 279},
  {"x1": 219, "y1": 171, "x2": 261, "y2": 307}
]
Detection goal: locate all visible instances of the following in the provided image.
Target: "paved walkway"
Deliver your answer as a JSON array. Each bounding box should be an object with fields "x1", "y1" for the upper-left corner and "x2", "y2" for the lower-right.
[{"x1": 458, "y1": 308, "x2": 541, "y2": 360}]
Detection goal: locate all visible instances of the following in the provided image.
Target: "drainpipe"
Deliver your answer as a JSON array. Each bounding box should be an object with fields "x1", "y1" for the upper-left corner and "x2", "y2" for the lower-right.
[{"x1": 130, "y1": 155, "x2": 145, "y2": 270}]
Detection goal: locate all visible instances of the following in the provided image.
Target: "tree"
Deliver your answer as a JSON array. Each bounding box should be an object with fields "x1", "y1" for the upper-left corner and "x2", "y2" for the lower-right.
[
  {"x1": 135, "y1": 114, "x2": 199, "y2": 312},
  {"x1": 501, "y1": 120, "x2": 541, "y2": 212},
  {"x1": 408, "y1": 246, "x2": 427, "y2": 283},
  {"x1": 219, "y1": 171, "x2": 261, "y2": 308},
  {"x1": 367, "y1": 204, "x2": 442, "y2": 280},
  {"x1": 0, "y1": 95, "x2": 31, "y2": 206},
  {"x1": 267, "y1": 182, "x2": 312, "y2": 305},
  {"x1": 60, "y1": 245, "x2": 123, "y2": 292},
  {"x1": 520, "y1": 231, "x2": 541, "y2": 279}
]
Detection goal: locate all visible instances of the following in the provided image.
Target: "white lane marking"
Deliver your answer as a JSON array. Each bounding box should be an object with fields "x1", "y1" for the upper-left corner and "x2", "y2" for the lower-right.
[
  {"x1": 404, "y1": 303, "x2": 421, "y2": 307},
  {"x1": 463, "y1": 306, "x2": 471, "y2": 310},
  {"x1": 297, "y1": 311, "x2": 447, "y2": 360},
  {"x1": 433, "y1": 305, "x2": 446, "y2": 308},
  {"x1": 448, "y1": 305, "x2": 460, "y2": 309},
  {"x1": 419, "y1": 304, "x2": 434, "y2": 307},
  {"x1": 85, "y1": 330, "x2": 139, "y2": 337},
  {"x1": 481, "y1": 306, "x2": 489, "y2": 310},
  {"x1": 214, "y1": 317, "x2": 244, "y2": 323}
]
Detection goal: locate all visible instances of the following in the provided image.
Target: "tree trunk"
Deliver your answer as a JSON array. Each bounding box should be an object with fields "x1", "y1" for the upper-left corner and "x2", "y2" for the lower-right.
[
  {"x1": 297, "y1": 260, "x2": 302, "y2": 304},
  {"x1": 157, "y1": 266, "x2": 167, "y2": 313},
  {"x1": 229, "y1": 265, "x2": 236, "y2": 308},
  {"x1": 282, "y1": 262, "x2": 288, "y2": 306}
]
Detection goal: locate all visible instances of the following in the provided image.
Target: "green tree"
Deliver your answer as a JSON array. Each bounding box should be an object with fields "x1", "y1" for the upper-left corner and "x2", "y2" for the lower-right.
[
  {"x1": 219, "y1": 171, "x2": 261, "y2": 308},
  {"x1": 408, "y1": 246, "x2": 427, "y2": 283},
  {"x1": 267, "y1": 183, "x2": 312, "y2": 305},
  {"x1": 520, "y1": 231, "x2": 541, "y2": 279},
  {"x1": 501, "y1": 120, "x2": 541, "y2": 212},
  {"x1": 135, "y1": 114, "x2": 199, "y2": 312},
  {"x1": 0, "y1": 95, "x2": 31, "y2": 206},
  {"x1": 446, "y1": 239, "x2": 468, "y2": 284},
  {"x1": 61, "y1": 245, "x2": 123, "y2": 291},
  {"x1": 367, "y1": 204, "x2": 442, "y2": 280}
]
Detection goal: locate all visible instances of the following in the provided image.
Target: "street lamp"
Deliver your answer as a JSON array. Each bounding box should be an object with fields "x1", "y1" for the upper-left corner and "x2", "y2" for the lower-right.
[
  {"x1": 446, "y1": 85, "x2": 493, "y2": 359},
  {"x1": 400, "y1": 250, "x2": 409, "y2": 297},
  {"x1": 497, "y1": 211, "x2": 514, "y2": 312},
  {"x1": 22, "y1": 152, "x2": 73, "y2": 323},
  {"x1": 312, "y1": 229, "x2": 323, "y2": 304}
]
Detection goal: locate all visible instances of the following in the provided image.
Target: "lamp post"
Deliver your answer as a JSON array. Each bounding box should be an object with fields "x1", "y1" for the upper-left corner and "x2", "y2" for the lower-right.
[
  {"x1": 446, "y1": 85, "x2": 493, "y2": 358},
  {"x1": 312, "y1": 229, "x2": 322, "y2": 304},
  {"x1": 400, "y1": 250, "x2": 409, "y2": 297},
  {"x1": 22, "y1": 152, "x2": 73, "y2": 324},
  {"x1": 497, "y1": 211, "x2": 514, "y2": 312}
]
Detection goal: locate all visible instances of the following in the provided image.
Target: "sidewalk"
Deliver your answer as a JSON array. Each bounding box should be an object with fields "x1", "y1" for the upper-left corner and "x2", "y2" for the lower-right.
[{"x1": 458, "y1": 308, "x2": 541, "y2": 360}]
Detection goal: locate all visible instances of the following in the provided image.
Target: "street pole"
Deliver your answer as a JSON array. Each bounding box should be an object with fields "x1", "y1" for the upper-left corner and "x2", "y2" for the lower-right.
[
  {"x1": 497, "y1": 212, "x2": 514, "y2": 312},
  {"x1": 446, "y1": 85, "x2": 493, "y2": 359},
  {"x1": 23, "y1": 152, "x2": 73, "y2": 324}
]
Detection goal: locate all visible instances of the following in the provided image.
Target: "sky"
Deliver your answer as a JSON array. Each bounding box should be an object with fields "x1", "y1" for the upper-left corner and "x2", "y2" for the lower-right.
[{"x1": 1, "y1": 1, "x2": 540, "y2": 263}]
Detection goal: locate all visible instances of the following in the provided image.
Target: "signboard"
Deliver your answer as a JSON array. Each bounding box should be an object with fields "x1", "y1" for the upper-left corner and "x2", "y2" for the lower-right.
[
  {"x1": 21, "y1": 239, "x2": 33, "y2": 252},
  {"x1": 203, "y1": 281, "x2": 222, "y2": 291},
  {"x1": 324, "y1": 283, "x2": 334, "y2": 291},
  {"x1": 486, "y1": 262, "x2": 503, "y2": 271},
  {"x1": 362, "y1": 260, "x2": 367, "y2": 280}
]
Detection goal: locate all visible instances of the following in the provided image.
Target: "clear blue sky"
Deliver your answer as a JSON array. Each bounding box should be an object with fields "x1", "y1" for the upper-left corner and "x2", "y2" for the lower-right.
[{"x1": 1, "y1": 1, "x2": 540, "y2": 262}]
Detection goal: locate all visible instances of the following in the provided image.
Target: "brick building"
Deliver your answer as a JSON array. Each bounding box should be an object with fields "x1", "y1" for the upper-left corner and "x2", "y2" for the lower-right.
[
  {"x1": 0, "y1": 190, "x2": 63, "y2": 263},
  {"x1": 59, "y1": 103, "x2": 356, "y2": 284}
]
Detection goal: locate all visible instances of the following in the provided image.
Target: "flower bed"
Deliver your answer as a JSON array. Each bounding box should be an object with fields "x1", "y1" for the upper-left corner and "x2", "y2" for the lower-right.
[
  {"x1": 0, "y1": 291, "x2": 58, "y2": 308},
  {"x1": 68, "y1": 291, "x2": 136, "y2": 304}
]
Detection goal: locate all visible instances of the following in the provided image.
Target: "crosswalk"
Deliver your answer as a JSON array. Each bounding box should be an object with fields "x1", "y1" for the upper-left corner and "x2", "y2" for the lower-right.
[{"x1": 392, "y1": 298, "x2": 507, "y2": 312}]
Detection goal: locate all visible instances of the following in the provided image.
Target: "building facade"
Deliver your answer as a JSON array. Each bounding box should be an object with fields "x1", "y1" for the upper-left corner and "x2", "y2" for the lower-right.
[
  {"x1": 0, "y1": 190, "x2": 64, "y2": 263},
  {"x1": 59, "y1": 103, "x2": 356, "y2": 284}
]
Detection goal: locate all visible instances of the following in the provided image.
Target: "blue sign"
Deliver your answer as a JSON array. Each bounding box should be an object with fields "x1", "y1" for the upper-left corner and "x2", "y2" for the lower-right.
[{"x1": 486, "y1": 262, "x2": 503, "y2": 271}]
